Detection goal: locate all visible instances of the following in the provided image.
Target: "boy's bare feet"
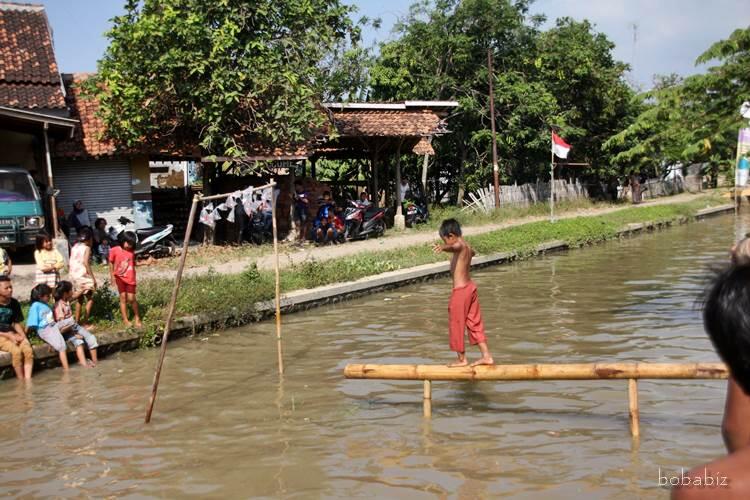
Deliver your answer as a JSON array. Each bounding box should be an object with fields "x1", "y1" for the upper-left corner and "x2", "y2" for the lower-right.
[
  {"x1": 123, "y1": 320, "x2": 132, "y2": 328},
  {"x1": 82, "y1": 323, "x2": 95, "y2": 330},
  {"x1": 470, "y1": 357, "x2": 495, "y2": 367},
  {"x1": 87, "y1": 360, "x2": 96, "y2": 368},
  {"x1": 448, "y1": 360, "x2": 469, "y2": 367},
  {"x1": 134, "y1": 320, "x2": 143, "y2": 329}
]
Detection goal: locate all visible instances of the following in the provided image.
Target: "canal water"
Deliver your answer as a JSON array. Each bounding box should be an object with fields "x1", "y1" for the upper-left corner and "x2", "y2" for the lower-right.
[{"x1": 1, "y1": 212, "x2": 745, "y2": 499}]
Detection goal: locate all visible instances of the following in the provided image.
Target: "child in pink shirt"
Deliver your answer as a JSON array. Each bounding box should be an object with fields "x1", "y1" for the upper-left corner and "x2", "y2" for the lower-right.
[{"x1": 108, "y1": 231, "x2": 141, "y2": 327}]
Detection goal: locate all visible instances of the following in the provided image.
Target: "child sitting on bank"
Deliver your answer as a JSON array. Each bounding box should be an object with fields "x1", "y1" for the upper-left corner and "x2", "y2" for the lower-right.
[
  {"x1": 0, "y1": 245, "x2": 12, "y2": 277},
  {"x1": 27, "y1": 284, "x2": 91, "y2": 370},
  {"x1": 54, "y1": 281, "x2": 98, "y2": 367},
  {"x1": 109, "y1": 231, "x2": 141, "y2": 328},
  {"x1": 314, "y1": 191, "x2": 338, "y2": 244},
  {"x1": 69, "y1": 228, "x2": 97, "y2": 327},
  {"x1": 433, "y1": 219, "x2": 494, "y2": 367},
  {"x1": 34, "y1": 234, "x2": 64, "y2": 288}
]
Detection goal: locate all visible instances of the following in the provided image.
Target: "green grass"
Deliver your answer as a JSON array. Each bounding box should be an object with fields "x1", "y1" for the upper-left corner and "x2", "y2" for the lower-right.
[
  {"x1": 96, "y1": 193, "x2": 719, "y2": 344},
  {"x1": 34, "y1": 195, "x2": 723, "y2": 347}
]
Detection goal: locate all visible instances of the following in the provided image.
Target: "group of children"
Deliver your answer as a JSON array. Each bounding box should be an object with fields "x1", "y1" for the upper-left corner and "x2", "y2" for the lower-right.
[
  {"x1": 292, "y1": 181, "x2": 343, "y2": 244},
  {"x1": 0, "y1": 226, "x2": 144, "y2": 380}
]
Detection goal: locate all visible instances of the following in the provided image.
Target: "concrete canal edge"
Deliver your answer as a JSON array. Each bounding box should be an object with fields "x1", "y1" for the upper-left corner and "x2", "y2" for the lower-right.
[{"x1": 0, "y1": 203, "x2": 735, "y2": 379}]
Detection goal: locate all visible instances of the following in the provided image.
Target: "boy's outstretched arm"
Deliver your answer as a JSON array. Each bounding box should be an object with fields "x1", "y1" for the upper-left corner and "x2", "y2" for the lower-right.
[{"x1": 433, "y1": 241, "x2": 462, "y2": 253}]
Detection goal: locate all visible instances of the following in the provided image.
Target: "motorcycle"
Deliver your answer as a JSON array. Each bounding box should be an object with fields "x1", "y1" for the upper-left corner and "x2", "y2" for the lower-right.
[
  {"x1": 402, "y1": 187, "x2": 429, "y2": 228},
  {"x1": 108, "y1": 216, "x2": 179, "y2": 259},
  {"x1": 344, "y1": 200, "x2": 387, "y2": 240},
  {"x1": 248, "y1": 211, "x2": 273, "y2": 245}
]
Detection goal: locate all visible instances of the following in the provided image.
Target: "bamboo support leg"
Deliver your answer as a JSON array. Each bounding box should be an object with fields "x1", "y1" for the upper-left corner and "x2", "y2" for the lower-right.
[
  {"x1": 271, "y1": 179, "x2": 284, "y2": 375},
  {"x1": 423, "y1": 380, "x2": 432, "y2": 418},
  {"x1": 145, "y1": 196, "x2": 200, "y2": 423},
  {"x1": 628, "y1": 378, "x2": 640, "y2": 437}
]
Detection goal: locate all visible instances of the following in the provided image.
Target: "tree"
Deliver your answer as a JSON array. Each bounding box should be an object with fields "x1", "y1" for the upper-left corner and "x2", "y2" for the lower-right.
[
  {"x1": 604, "y1": 27, "x2": 750, "y2": 184},
  {"x1": 369, "y1": 2, "x2": 635, "y2": 202},
  {"x1": 87, "y1": 0, "x2": 361, "y2": 158}
]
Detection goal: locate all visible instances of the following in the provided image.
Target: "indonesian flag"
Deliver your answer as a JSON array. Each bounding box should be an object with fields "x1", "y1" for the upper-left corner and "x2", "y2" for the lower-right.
[{"x1": 552, "y1": 132, "x2": 571, "y2": 159}]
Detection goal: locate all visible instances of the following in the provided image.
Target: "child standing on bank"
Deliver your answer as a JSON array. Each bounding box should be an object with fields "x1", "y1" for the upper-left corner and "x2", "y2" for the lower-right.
[
  {"x1": 109, "y1": 231, "x2": 141, "y2": 328},
  {"x1": 34, "y1": 234, "x2": 64, "y2": 288},
  {"x1": 54, "y1": 281, "x2": 98, "y2": 366},
  {"x1": 433, "y1": 219, "x2": 494, "y2": 367},
  {"x1": 69, "y1": 228, "x2": 96, "y2": 326}
]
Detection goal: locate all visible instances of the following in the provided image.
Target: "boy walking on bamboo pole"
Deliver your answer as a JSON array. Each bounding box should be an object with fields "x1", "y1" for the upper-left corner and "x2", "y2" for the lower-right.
[{"x1": 433, "y1": 219, "x2": 493, "y2": 367}]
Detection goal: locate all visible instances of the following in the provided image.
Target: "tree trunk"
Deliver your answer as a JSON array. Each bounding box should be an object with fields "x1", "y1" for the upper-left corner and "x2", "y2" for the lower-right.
[{"x1": 456, "y1": 140, "x2": 467, "y2": 206}]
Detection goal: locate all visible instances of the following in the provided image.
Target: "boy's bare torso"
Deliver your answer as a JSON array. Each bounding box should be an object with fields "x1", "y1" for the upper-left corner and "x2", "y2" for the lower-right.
[{"x1": 450, "y1": 239, "x2": 474, "y2": 288}]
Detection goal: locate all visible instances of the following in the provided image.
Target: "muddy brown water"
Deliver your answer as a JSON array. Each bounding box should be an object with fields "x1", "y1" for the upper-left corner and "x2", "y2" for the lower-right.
[{"x1": 1, "y1": 213, "x2": 745, "y2": 499}]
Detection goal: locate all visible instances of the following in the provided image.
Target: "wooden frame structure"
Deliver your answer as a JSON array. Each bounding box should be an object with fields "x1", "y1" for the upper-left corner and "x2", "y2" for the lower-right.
[
  {"x1": 145, "y1": 180, "x2": 283, "y2": 423},
  {"x1": 344, "y1": 362, "x2": 728, "y2": 437}
]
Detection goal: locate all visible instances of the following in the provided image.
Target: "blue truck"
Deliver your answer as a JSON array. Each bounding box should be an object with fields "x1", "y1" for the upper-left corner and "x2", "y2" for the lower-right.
[{"x1": 0, "y1": 166, "x2": 46, "y2": 249}]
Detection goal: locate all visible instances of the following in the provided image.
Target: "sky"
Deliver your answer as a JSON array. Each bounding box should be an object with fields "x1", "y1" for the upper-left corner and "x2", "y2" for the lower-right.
[{"x1": 34, "y1": 0, "x2": 750, "y2": 89}]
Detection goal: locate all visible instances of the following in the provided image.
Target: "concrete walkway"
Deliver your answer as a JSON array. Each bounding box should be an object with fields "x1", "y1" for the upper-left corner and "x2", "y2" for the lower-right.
[{"x1": 8, "y1": 192, "x2": 715, "y2": 297}]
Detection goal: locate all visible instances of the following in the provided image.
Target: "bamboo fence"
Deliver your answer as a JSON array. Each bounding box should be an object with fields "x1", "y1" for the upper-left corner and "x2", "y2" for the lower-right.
[{"x1": 344, "y1": 362, "x2": 729, "y2": 437}]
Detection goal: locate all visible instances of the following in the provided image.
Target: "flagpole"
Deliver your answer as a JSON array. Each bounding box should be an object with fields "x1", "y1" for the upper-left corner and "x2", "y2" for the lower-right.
[{"x1": 550, "y1": 134, "x2": 555, "y2": 223}]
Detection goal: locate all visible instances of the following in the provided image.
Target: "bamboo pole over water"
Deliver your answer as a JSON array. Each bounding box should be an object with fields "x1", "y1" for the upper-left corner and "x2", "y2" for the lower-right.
[
  {"x1": 145, "y1": 181, "x2": 281, "y2": 423},
  {"x1": 344, "y1": 362, "x2": 728, "y2": 381},
  {"x1": 344, "y1": 362, "x2": 728, "y2": 434}
]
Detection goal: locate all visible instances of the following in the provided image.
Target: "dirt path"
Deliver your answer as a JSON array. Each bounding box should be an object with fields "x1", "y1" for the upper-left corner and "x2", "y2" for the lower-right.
[
  {"x1": 8, "y1": 192, "x2": 714, "y2": 297},
  {"x1": 145, "y1": 191, "x2": 714, "y2": 277}
]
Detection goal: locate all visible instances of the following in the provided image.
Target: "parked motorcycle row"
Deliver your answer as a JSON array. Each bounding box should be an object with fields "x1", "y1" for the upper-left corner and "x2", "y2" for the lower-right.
[
  {"x1": 102, "y1": 186, "x2": 431, "y2": 259},
  {"x1": 302, "y1": 189, "x2": 430, "y2": 246}
]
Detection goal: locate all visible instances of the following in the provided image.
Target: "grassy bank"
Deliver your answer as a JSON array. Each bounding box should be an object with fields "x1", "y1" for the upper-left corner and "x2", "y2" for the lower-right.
[
  {"x1": 66, "y1": 196, "x2": 717, "y2": 347},
  {"x1": 145, "y1": 198, "x2": 606, "y2": 271}
]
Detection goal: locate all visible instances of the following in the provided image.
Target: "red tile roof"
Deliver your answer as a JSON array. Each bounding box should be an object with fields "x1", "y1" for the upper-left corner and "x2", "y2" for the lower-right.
[
  {"x1": 0, "y1": 2, "x2": 65, "y2": 109},
  {"x1": 333, "y1": 110, "x2": 442, "y2": 137},
  {"x1": 55, "y1": 73, "x2": 116, "y2": 158}
]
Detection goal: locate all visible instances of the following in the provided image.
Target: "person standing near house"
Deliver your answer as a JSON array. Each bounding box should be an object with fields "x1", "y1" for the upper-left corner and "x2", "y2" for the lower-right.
[
  {"x1": 293, "y1": 180, "x2": 310, "y2": 242},
  {"x1": 399, "y1": 178, "x2": 411, "y2": 203},
  {"x1": 34, "y1": 234, "x2": 64, "y2": 288},
  {"x1": 69, "y1": 228, "x2": 96, "y2": 327},
  {"x1": 68, "y1": 200, "x2": 91, "y2": 233}
]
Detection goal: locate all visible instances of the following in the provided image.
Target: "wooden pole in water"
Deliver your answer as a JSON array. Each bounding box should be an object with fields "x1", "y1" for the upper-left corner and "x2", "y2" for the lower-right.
[
  {"x1": 628, "y1": 378, "x2": 640, "y2": 437},
  {"x1": 343, "y1": 362, "x2": 728, "y2": 381},
  {"x1": 487, "y1": 48, "x2": 501, "y2": 209},
  {"x1": 145, "y1": 194, "x2": 200, "y2": 423},
  {"x1": 271, "y1": 179, "x2": 284, "y2": 375},
  {"x1": 423, "y1": 380, "x2": 432, "y2": 418}
]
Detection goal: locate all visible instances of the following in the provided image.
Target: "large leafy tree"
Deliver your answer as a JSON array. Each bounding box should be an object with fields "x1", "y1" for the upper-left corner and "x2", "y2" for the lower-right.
[
  {"x1": 369, "y1": 1, "x2": 635, "y2": 202},
  {"x1": 88, "y1": 0, "x2": 361, "y2": 157},
  {"x1": 605, "y1": 26, "x2": 750, "y2": 182}
]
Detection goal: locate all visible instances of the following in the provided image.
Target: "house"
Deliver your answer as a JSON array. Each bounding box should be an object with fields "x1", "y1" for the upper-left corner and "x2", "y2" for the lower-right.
[
  {"x1": 0, "y1": 2, "x2": 170, "y2": 237},
  {"x1": 0, "y1": 2, "x2": 76, "y2": 241}
]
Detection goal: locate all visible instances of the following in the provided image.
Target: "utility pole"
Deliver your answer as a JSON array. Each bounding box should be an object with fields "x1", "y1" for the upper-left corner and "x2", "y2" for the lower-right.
[{"x1": 487, "y1": 48, "x2": 501, "y2": 209}]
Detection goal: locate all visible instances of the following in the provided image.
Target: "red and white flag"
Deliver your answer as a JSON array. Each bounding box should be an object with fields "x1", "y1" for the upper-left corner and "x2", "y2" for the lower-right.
[{"x1": 552, "y1": 132, "x2": 571, "y2": 159}]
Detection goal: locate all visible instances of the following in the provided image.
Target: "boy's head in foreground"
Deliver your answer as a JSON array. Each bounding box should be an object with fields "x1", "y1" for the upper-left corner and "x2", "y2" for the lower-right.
[
  {"x1": 704, "y1": 265, "x2": 750, "y2": 395},
  {"x1": 731, "y1": 237, "x2": 750, "y2": 266},
  {"x1": 439, "y1": 218, "x2": 462, "y2": 244}
]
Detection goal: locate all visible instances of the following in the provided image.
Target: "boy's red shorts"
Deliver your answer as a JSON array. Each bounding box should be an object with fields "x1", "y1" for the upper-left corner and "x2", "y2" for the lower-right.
[
  {"x1": 115, "y1": 277, "x2": 136, "y2": 294},
  {"x1": 448, "y1": 280, "x2": 486, "y2": 353}
]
